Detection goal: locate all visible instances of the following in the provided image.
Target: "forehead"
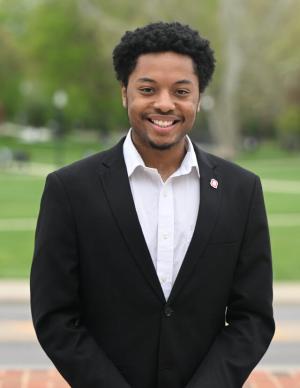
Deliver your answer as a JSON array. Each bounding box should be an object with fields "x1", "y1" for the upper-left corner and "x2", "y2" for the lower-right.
[{"x1": 130, "y1": 51, "x2": 198, "y2": 85}]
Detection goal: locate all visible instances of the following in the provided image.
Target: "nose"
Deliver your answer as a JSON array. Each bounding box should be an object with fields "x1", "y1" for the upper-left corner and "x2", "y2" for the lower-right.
[{"x1": 153, "y1": 91, "x2": 175, "y2": 112}]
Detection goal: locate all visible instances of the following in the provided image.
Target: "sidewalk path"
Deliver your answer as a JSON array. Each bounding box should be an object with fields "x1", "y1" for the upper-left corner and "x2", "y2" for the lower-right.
[
  {"x1": 0, "y1": 280, "x2": 299, "y2": 387},
  {"x1": 0, "y1": 369, "x2": 300, "y2": 387}
]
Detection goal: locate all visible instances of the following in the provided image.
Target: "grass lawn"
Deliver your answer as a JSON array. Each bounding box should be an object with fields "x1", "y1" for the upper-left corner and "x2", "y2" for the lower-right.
[
  {"x1": 270, "y1": 227, "x2": 300, "y2": 281},
  {"x1": 0, "y1": 138, "x2": 299, "y2": 280},
  {"x1": 0, "y1": 173, "x2": 43, "y2": 278},
  {"x1": 0, "y1": 174, "x2": 45, "y2": 218},
  {"x1": 0, "y1": 134, "x2": 107, "y2": 165},
  {"x1": 238, "y1": 151, "x2": 300, "y2": 281},
  {"x1": 0, "y1": 231, "x2": 35, "y2": 278}
]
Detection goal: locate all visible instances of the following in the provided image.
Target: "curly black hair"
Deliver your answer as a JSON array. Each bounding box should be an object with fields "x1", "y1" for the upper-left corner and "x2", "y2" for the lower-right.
[{"x1": 113, "y1": 21, "x2": 216, "y2": 93}]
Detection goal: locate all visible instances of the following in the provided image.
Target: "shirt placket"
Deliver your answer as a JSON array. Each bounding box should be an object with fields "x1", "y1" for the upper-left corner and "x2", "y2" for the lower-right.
[{"x1": 156, "y1": 181, "x2": 174, "y2": 300}]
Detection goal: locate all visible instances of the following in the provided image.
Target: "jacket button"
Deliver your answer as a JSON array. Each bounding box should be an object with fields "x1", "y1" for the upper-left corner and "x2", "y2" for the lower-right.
[
  {"x1": 73, "y1": 318, "x2": 80, "y2": 328},
  {"x1": 164, "y1": 305, "x2": 174, "y2": 317}
]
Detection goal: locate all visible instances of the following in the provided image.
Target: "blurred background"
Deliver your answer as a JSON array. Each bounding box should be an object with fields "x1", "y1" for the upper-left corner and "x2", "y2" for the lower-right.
[
  {"x1": 0, "y1": 0, "x2": 300, "y2": 382},
  {"x1": 0, "y1": 0, "x2": 299, "y2": 282}
]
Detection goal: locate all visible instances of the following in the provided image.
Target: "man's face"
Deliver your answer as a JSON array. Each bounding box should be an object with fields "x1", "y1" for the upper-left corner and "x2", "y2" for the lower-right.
[{"x1": 121, "y1": 51, "x2": 200, "y2": 152}]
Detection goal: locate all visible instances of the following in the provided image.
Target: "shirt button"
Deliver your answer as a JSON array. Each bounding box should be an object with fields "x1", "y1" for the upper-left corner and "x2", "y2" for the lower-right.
[
  {"x1": 163, "y1": 191, "x2": 168, "y2": 197},
  {"x1": 164, "y1": 305, "x2": 174, "y2": 318},
  {"x1": 163, "y1": 233, "x2": 168, "y2": 240},
  {"x1": 161, "y1": 277, "x2": 167, "y2": 283}
]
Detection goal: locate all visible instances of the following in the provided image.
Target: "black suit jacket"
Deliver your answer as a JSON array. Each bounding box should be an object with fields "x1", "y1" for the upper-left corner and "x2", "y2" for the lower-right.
[{"x1": 30, "y1": 138, "x2": 275, "y2": 388}]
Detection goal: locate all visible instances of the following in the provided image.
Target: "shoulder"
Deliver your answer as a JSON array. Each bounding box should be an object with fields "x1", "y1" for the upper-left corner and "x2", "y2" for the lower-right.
[
  {"x1": 49, "y1": 139, "x2": 124, "y2": 182},
  {"x1": 193, "y1": 145, "x2": 260, "y2": 200},
  {"x1": 195, "y1": 144, "x2": 258, "y2": 181},
  {"x1": 209, "y1": 153, "x2": 256, "y2": 179}
]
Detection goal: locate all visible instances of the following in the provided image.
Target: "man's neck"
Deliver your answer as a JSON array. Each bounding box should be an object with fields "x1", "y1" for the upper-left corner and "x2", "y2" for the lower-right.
[{"x1": 132, "y1": 138, "x2": 187, "y2": 182}]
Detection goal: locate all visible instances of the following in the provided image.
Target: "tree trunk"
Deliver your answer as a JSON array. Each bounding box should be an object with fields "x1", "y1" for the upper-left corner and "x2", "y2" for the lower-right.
[{"x1": 209, "y1": 0, "x2": 244, "y2": 158}]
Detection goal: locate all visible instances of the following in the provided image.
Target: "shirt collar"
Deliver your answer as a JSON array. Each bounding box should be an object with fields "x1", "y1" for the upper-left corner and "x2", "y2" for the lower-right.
[
  {"x1": 123, "y1": 128, "x2": 200, "y2": 178},
  {"x1": 177, "y1": 135, "x2": 200, "y2": 177},
  {"x1": 123, "y1": 129, "x2": 146, "y2": 177}
]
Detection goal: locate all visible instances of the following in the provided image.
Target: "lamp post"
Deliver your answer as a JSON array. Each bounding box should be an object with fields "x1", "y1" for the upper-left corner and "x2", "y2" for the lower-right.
[{"x1": 52, "y1": 90, "x2": 68, "y2": 166}]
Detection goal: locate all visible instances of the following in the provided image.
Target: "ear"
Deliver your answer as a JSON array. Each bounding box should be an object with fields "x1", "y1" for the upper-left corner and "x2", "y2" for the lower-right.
[
  {"x1": 197, "y1": 100, "x2": 201, "y2": 112},
  {"x1": 121, "y1": 84, "x2": 127, "y2": 108}
]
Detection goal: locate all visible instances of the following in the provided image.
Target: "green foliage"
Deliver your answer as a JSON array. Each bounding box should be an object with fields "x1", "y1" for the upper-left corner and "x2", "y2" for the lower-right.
[
  {"x1": 0, "y1": 28, "x2": 23, "y2": 118},
  {"x1": 22, "y1": 0, "x2": 125, "y2": 129},
  {"x1": 0, "y1": 0, "x2": 220, "y2": 131},
  {"x1": 0, "y1": 0, "x2": 299, "y2": 142},
  {"x1": 276, "y1": 106, "x2": 300, "y2": 150}
]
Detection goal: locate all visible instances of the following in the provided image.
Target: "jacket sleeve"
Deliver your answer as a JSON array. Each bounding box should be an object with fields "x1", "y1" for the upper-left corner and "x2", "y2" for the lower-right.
[
  {"x1": 30, "y1": 172, "x2": 132, "y2": 388},
  {"x1": 185, "y1": 176, "x2": 275, "y2": 388}
]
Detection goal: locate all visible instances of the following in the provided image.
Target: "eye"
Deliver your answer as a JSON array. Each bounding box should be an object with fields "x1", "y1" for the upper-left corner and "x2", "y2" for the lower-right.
[
  {"x1": 139, "y1": 87, "x2": 154, "y2": 94},
  {"x1": 176, "y1": 89, "x2": 190, "y2": 96}
]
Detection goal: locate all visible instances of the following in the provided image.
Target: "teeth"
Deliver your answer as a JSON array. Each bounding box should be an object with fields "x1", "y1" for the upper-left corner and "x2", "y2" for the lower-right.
[{"x1": 152, "y1": 120, "x2": 174, "y2": 128}]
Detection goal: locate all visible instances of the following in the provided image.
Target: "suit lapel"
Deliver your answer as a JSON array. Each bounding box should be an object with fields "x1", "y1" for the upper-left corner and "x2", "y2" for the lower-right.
[
  {"x1": 97, "y1": 139, "x2": 221, "y2": 304},
  {"x1": 168, "y1": 145, "x2": 222, "y2": 303},
  {"x1": 98, "y1": 139, "x2": 165, "y2": 303}
]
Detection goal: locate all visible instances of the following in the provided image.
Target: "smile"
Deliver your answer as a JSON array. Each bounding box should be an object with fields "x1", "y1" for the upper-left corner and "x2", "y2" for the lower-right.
[{"x1": 148, "y1": 119, "x2": 179, "y2": 128}]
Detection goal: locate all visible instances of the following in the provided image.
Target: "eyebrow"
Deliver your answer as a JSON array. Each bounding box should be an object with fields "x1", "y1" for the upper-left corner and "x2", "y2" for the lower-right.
[{"x1": 137, "y1": 77, "x2": 192, "y2": 85}]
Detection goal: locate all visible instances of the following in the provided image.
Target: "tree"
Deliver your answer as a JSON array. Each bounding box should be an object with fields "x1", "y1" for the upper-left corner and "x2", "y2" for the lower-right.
[
  {"x1": 0, "y1": 28, "x2": 23, "y2": 119},
  {"x1": 210, "y1": 0, "x2": 300, "y2": 154},
  {"x1": 23, "y1": 0, "x2": 126, "y2": 129},
  {"x1": 1, "y1": 0, "x2": 299, "y2": 148}
]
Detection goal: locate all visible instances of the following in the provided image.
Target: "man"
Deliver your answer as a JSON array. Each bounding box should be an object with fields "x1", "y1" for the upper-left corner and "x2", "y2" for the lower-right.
[{"x1": 30, "y1": 22, "x2": 275, "y2": 388}]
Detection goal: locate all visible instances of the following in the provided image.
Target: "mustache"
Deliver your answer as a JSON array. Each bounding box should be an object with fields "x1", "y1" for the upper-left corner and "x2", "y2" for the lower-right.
[{"x1": 142, "y1": 113, "x2": 182, "y2": 121}]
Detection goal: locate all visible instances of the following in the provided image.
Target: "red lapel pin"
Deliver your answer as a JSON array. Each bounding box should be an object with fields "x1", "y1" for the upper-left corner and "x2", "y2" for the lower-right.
[{"x1": 210, "y1": 178, "x2": 218, "y2": 189}]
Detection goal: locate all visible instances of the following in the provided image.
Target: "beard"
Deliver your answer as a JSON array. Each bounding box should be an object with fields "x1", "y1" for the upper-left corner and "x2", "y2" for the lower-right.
[{"x1": 148, "y1": 140, "x2": 175, "y2": 150}]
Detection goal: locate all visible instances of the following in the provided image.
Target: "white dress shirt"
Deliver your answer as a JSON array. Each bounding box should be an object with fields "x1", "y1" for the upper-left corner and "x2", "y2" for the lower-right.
[{"x1": 123, "y1": 130, "x2": 200, "y2": 300}]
